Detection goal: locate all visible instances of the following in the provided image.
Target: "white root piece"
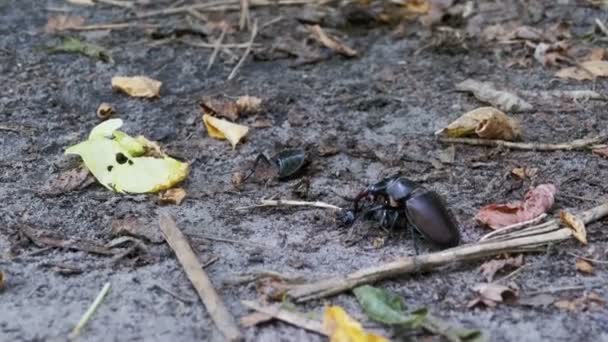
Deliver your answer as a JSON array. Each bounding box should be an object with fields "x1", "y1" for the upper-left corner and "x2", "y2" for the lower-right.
[{"x1": 235, "y1": 199, "x2": 342, "y2": 211}]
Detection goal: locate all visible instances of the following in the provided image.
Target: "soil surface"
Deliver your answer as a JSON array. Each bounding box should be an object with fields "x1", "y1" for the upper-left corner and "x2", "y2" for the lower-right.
[{"x1": 1, "y1": 1, "x2": 608, "y2": 341}]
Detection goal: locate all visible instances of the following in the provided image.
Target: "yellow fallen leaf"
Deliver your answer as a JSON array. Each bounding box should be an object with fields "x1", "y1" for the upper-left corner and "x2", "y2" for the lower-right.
[
  {"x1": 436, "y1": 107, "x2": 521, "y2": 141},
  {"x1": 405, "y1": 0, "x2": 430, "y2": 14},
  {"x1": 65, "y1": 119, "x2": 189, "y2": 194},
  {"x1": 111, "y1": 76, "x2": 161, "y2": 98},
  {"x1": 202, "y1": 114, "x2": 249, "y2": 150},
  {"x1": 556, "y1": 61, "x2": 608, "y2": 81},
  {"x1": 575, "y1": 259, "x2": 594, "y2": 274},
  {"x1": 323, "y1": 306, "x2": 389, "y2": 342},
  {"x1": 560, "y1": 211, "x2": 587, "y2": 245}
]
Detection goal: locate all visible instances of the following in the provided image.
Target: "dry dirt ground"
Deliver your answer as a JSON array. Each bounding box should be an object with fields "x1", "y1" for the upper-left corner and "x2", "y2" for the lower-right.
[{"x1": 1, "y1": 1, "x2": 608, "y2": 341}]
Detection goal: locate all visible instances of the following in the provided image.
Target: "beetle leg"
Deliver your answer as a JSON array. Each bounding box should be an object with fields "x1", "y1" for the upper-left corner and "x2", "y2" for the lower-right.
[
  {"x1": 242, "y1": 153, "x2": 273, "y2": 182},
  {"x1": 388, "y1": 211, "x2": 399, "y2": 232}
]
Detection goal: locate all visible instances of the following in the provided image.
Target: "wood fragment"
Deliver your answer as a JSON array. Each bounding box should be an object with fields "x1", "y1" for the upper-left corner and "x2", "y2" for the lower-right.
[
  {"x1": 94, "y1": 0, "x2": 133, "y2": 8},
  {"x1": 186, "y1": 233, "x2": 271, "y2": 249},
  {"x1": 308, "y1": 24, "x2": 357, "y2": 57},
  {"x1": 150, "y1": 283, "x2": 196, "y2": 304},
  {"x1": 241, "y1": 300, "x2": 326, "y2": 336},
  {"x1": 439, "y1": 134, "x2": 607, "y2": 151},
  {"x1": 228, "y1": 20, "x2": 258, "y2": 81},
  {"x1": 239, "y1": 0, "x2": 251, "y2": 31},
  {"x1": 479, "y1": 214, "x2": 547, "y2": 241},
  {"x1": 69, "y1": 282, "x2": 111, "y2": 340},
  {"x1": 158, "y1": 212, "x2": 242, "y2": 342},
  {"x1": 286, "y1": 202, "x2": 608, "y2": 302},
  {"x1": 65, "y1": 23, "x2": 161, "y2": 31},
  {"x1": 20, "y1": 225, "x2": 116, "y2": 256}
]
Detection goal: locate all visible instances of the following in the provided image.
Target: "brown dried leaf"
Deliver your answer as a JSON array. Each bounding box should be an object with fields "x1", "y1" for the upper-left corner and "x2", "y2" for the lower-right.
[
  {"x1": 468, "y1": 283, "x2": 519, "y2": 308},
  {"x1": 158, "y1": 187, "x2": 186, "y2": 205},
  {"x1": 556, "y1": 61, "x2": 608, "y2": 81},
  {"x1": 232, "y1": 171, "x2": 246, "y2": 188},
  {"x1": 40, "y1": 166, "x2": 95, "y2": 196},
  {"x1": 592, "y1": 146, "x2": 608, "y2": 159},
  {"x1": 0, "y1": 270, "x2": 4, "y2": 290},
  {"x1": 96, "y1": 102, "x2": 114, "y2": 120},
  {"x1": 511, "y1": 167, "x2": 538, "y2": 180},
  {"x1": 560, "y1": 211, "x2": 587, "y2": 244},
  {"x1": 200, "y1": 96, "x2": 240, "y2": 121},
  {"x1": 437, "y1": 107, "x2": 522, "y2": 141},
  {"x1": 455, "y1": 79, "x2": 533, "y2": 112},
  {"x1": 475, "y1": 184, "x2": 557, "y2": 230},
  {"x1": 45, "y1": 15, "x2": 85, "y2": 33},
  {"x1": 575, "y1": 259, "x2": 594, "y2": 274},
  {"x1": 554, "y1": 292, "x2": 605, "y2": 312},
  {"x1": 585, "y1": 48, "x2": 605, "y2": 61},
  {"x1": 236, "y1": 96, "x2": 262, "y2": 114},
  {"x1": 479, "y1": 255, "x2": 524, "y2": 282},
  {"x1": 308, "y1": 25, "x2": 357, "y2": 57},
  {"x1": 111, "y1": 217, "x2": 163, "y2": 243},
  {"x1": 111, "y1": 76, "x2": 161, "y2": 98}
]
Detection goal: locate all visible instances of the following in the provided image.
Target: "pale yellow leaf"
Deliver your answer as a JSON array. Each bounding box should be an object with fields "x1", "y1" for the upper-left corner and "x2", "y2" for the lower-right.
[
  {"x1": 323, "y1": 306, "x2": 389, "y2": 342},
  {"x1": 111, "y1": 76, "x2": 161, "y2": 98},
  {"x1": 560, "y1": 211, "x2": 587, "y2": 244},
  {"x1": 437, "y1": 107, "x2": 521, "y2": 141},
  {"x1": 236, "y1": 95, "x2": 262, "y2": 113},
  {"x1": 202, "y1": 114, "x2": 249, "y2": 150},
  {"x1": 556, "y1": 61, "x2": 608, "y2": 81},
  {"x1": 575, "y1": 259, "x2": 594, "y2": 274}
]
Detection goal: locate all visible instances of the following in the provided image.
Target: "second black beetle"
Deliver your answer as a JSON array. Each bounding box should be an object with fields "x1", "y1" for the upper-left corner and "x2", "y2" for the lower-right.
[
  {"x1": 242, "y1": 148, "x2": 308, "y2": 182},
  {"x1": 345, "y1": 174, "x2": 461, "y2": 252}
]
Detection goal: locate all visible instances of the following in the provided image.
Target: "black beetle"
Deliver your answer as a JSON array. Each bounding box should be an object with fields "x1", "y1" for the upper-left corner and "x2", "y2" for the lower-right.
[
  {"x1": 242, "y1": 148, "x2": 308, "y2": 182},
  {"x1": 346, "y1": 174, "x2": 460, "y2": 252}
]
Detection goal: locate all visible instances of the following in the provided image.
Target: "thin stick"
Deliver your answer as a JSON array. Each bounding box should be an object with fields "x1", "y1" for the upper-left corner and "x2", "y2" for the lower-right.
[
  {"x1": 235, "y1": 199, "x2": 342, "y2": 211},
  {"x1": 159, "y1": 212, "x2": 242, "y2": 342},
  {"x1": 69, "y1": 282, "x2": 111, "y2": 340},
  {"x1": 286, "y1": 202, "x2": 608, "y2": 302},
  {"x1": 439, "y1": 134, "x2": 607, "y2": 151},
  {"x1": 151, "y1": 283, "x2": 196, "y2": 304},
  {"x1": 241, "y1": 301, "x2": 326, "y2": 336},
  {"x1": 239, "y1": 0, "x2": 251, "y2": 31},
  {"x1": 526, "y1": 282, "x2": 607, "y2": 296},
  {"x1": 65, "y1": 23, "x2": 161, "y2": 31},
  {"x1": 187, "y1": 8, "x2": 208, "y2": 22},
  {"x1": 479, "y1": 214, "x2": 548, "y2": 241},
  {"x1": 228, "y1": 19, "x2": 258, "y2": 81},
  {"x1": 186, "y1": 233, "x2": 271, "y2": 249},
  {"x1": 181, "y1": 40, "x2": 256, "y2": 49},
  {"x1": 95, "y1": 0, "x2": 133, "y2": 8},
  {"x1": 567, "y1": 252, "x2": 608, "y2": 265},
  {"x1": 207, "y1": 26, "x2": 227, "y2": 72}
]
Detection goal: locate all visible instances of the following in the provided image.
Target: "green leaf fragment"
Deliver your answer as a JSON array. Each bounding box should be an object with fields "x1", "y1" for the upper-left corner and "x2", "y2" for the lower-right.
[
  {"x1": 47, "y1": 37, "x2": 112, "y2": 63},
  {"x1": 65, "y1": 119, "x2": 189, "y2": 194}
]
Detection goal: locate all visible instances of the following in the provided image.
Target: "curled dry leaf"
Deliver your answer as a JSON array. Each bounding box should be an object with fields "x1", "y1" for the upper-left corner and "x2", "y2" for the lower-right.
[
  {"x1": 200, "y1": 96, "x2": 240, "y2": 121},
  {"x1": 575, "y1": 259, "x2": 594, "y2": 275},
  {"x1": 45, "y1": 15, "x2": 85, "y2": 33},
  {"x1": 39, "y1": 166, "x2": 95, "y2": 196},
  {"x1": 236, "y1": 96, "x2": 262, "y2": 114},
  {"x1": 479, "y1": 255, "x2": 524, "y2": 282},
  {"x1": 323, "y1": 305, "x2": 389, "y2": 342},
  {"x1": 436, "y1": 107, "x2": 522, "y2": 141},
  {"x1": 455, "y1": 79, "x2": 533, "y2": 113},
  {"x1": 112, "y1": 76, "x2": 161, "y2": 98},
  {"x1": 560, "y1": 211, "x2": 587, "y2": 244},
  {"x1": 96, "y1": 103, "x2": 114, "y2": 120},
  {"x1": 467, "y1": 283, "x2": 519, "y2": 308},
  {"x1": 202, "y1": 114, "x2": 249, "y2": 150},
  {"x1": 556, "y1": 61, "x2": 608, "y2": 81},
  {"x1": 475, "y1": 184, "x2": 557, "y2": 230},
  {"x1": 159, "y1": 187, "x2": 187, "y2": 205},
  {"x1": 308, "y1": 25, "x2": 358, "y2": 57}
]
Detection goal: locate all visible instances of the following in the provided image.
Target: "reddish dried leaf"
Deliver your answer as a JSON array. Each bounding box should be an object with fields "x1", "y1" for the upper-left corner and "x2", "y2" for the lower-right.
[
  {"x1": 592, "y1": 147, "x2": 608, "y2": 159},
  {"x1": 40, "y1": 166, "x2": 95, "y2": 196},
  {"x1": 200, "y1": 96, "x2": 240, "y2": 121},
  {"x1": 45, "y1": 15, "x2": 85, "y2": 33},
  {"x1": 308, "y1": 25, "x2": 357, "y2": 57},
  {"x1": 468, "y1": 283, "x2": 519, "y2": 308},
  {"x1": 475, "y1": 184, "x2": 557, "y2": 230}
]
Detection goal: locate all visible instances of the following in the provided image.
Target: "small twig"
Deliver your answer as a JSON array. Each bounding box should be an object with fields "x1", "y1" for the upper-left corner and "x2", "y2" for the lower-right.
[
  {"x1": 69, "y1": 282, "x2": 111, "y2": 340},
  {"x1": 65, "y1": 23, "x2": 161, "y2": 31},
  {"x1": 202, "y1": 256, "x2": 220, "y2": 268},
  {"x1": 567, "y1": 252, "x2": 608, "y2": 265},
  {"x1": 158, "y1": 212, "x2": 242, "y2": 342},
  {"x1": 526, "y1": 282, "x2": 607, "y2": 296},
  {"x1": 241, "y1": 301, "x2": 326, "y2": 336},
  {"x1": 228, "y1": 19, "x2": 258, "y2": 81},
  {"x1": 239, "y1": 0, "x2": 251, "y2": 31},
  {"x1": 235, "y1": 199, "x2": 342, "y2": 211},
  {"x1": 479, "y1": 214, "x2": 548, "y2": 242},
  {"x1": 207, "y1": 26, "x2": 227, "y2": 72},
  {"x1": 150, "y1": 283, "x2": 196, "y2": 304},
  {"x1": 493, "y1": 264, "x2": 529, "y2": 284},
  {"x1": 187, "y1": 8, "x2": 208, "y2": 22},
  {"x1": 186, "y1": 233, "x2": 271, "y2": 249},
  {"x1": 596, "y1": 18, "x2": 608, "y2": 37},
  {"x1": 181, "y1": 40, "x2": 256, "y2": 49},
  {"x1": 286, "y1": 202, "x2": 608, "y2": 302},
  {"x1": 94, "y1": 0, "x2": 133, "y2": 8},
  {"x1": 0, "y1": 124, "x2": 31, "y2": 134},
  {"x1": 439, "y1": 134, "x2": 607, "y2": 151},
  {"x1": 260, "y1": 16, "x2": 284, "y2": 30}
]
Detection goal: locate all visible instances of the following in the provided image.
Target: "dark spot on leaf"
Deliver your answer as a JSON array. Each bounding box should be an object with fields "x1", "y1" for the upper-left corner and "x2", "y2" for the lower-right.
[
  {"x1": 128, "y1": 160, "x2": 134, "y2": 165},
  {"x1": 116, "y1": 153, "x2": 128, "y2": 164},
  {"x1": 107, "y1": 165, "x2": 113, "y2": 172}
]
